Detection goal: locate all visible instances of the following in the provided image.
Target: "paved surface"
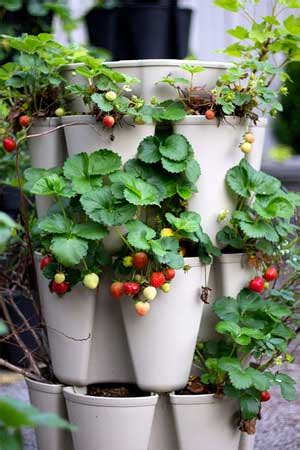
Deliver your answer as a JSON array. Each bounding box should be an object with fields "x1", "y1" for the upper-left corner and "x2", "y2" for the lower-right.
[{"x1": 1, "y1": 341, "x2": 299, "y2": 450}]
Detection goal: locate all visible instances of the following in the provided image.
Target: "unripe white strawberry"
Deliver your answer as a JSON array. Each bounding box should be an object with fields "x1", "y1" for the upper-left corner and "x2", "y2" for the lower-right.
[
  {"x1": 83, "y1": 273, "x2": 99, "y2": 289},
  {"x1": 143, "y1": 286, "x2": 157, "y2": 301},
  {"x1": 161, "y1": 283, "x2": 171, "y2": 293},
  {"x1": 240, "y1": 142, "x2": 252, "y2": 154},
  {"x1": 54, "y1": 273, "x2": 65, "y2": 284},
  {"x1": 105, "y1": 91, "x2": 117, "y2": 102}
]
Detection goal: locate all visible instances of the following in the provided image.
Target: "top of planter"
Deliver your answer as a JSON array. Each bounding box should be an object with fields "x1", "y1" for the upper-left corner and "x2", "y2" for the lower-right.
[
  {"x1": 175, "y1": 116, "x2": 267, "y2": 127},
  {"x1": 106, "y1": 60, "x2": 233, "y2": 70},
  {"x1": 169, "y1": 392, "x2": 231, "y2": 405},
  {"x1": 26, "y1": 377, "x2": 64, "y2": 394}
]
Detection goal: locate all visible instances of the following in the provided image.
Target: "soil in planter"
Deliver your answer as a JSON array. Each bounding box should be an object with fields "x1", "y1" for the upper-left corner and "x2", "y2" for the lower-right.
[
  {"x1": 176, "y1": 376, "x2": 217, "y2": 396},
  {"x1": 87, "y1": 383, "x2": 151, "y2": 398}
]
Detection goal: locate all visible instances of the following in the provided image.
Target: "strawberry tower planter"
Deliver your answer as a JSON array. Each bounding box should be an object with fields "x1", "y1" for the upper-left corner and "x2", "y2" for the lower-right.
[{"x1": 2, "y1": 4, "x2": 300, "y2": 449}]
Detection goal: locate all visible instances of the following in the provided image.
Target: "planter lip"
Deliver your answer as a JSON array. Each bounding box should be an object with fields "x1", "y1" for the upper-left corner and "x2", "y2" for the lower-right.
[
  {"x1": 174, "y1": 115, "x2": 267, "y2": 127},
  {"x1": 214, "y1": 252, "x2": 246, "y2": 264},
  {"x1": 183, "y1": 256, "x2": 208, "y2": 268},
  {"x1": 106, "y1": 59, "x2": 233, "y2": 70},
  {"x1": 169, "y1": 392, "x2": 230, "y2": 405},
  {"x1": 25, "y1": 377, "x2": 64, "y2": 394},
  {"x1": 61, "y1": 114, "x2": 95, "y2": 124},
  {"x1": 63, "y1": 386, "x2": 158, "y2": 407}
]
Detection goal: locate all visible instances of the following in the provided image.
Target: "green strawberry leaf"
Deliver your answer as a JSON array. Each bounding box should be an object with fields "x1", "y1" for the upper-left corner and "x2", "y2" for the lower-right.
[
  {"x1": 38, "y1": 213, "x2": 73, "y2": 234},
  {"x1": 154, "y1": 100, "x2": 186, "y2": 121},
  {"x1": 91, "y1": 93, "x2": 114, "y2": 112},
  {"x1": 89, "y1": 150, "x2": 122, "y2": 175},
  {"x1": 159, "y1": 134, "x2": 190, "y2": 162},
  {"x1": 137, "y1": 136, "x2": 161, "y2": 163},
  {"x1": 166, "y1": 211, "x2": 201, "y2": 233},
  {"x1": 239, "y1": 220, "x2": 279, "y2": 242},
  {"x1": 185, "y1": 159, "x2": 201, "y2": 183},
  {"x1": 30, "y1": 174, "x2": 75, "y2": 198},
  {"x1": 228, "y1": 367, "x2": 253, "y2": 389},
  {"x1": 213, "y1": 297, "x2": 240, "y2": 322},
  {"x1": 216, "y1": 320, "x2": 241, "y2": 337},
  {"x1": 50, "y1": 236, "x2": 88, "y2": 266},
  {"x1": 126, "y1": 220, "x2": 156, "y2": 251},
  {"x1": 237, "y1": 289, "x2": 265, "y2": 314},
  {"x1": 240, "y1": 396, "x2": 261, "y2": 420},
  {"x1": 124, "y1": 178, "x2": 160, "y2": 206},
  {"x1": 81, "y1": 187, "x2": 136, "y2": 226},
  {"x1": 72, "y1": 223, "x2": 108, "y2": 240}
]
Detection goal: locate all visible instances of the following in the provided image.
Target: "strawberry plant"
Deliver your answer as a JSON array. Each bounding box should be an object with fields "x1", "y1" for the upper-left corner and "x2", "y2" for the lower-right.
[
  {"x1": 216, "y1": 158, "x2": 300, "y2": 267},
  {"x1": 194, "y1": 270, "x2": 299, "y2": 434},
  {"x1": 157, "y1": 1, "x2": 300, "y2": 123}
]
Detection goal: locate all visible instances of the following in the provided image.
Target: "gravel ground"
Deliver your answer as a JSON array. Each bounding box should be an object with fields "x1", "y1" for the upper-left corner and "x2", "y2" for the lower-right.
[{"x1": 1, "y1": 341, "x2": 299, "y2": 450}]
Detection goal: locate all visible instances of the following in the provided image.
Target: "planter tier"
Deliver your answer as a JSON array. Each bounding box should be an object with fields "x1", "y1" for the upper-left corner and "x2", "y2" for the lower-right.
[
  {"x1": 28, "y1": 117, "x2": 68, "y2": 218},
  {"x1": 170, "y1": 393, "x2": 240, "y2": 450},
  {"x1": 35, "y1": 253, "x2": 135, "y2": 386},
  {"x1": 26, "y1": 378, "x2": 74, "y2": 450},
  {"x1": 173, "y1": 116, "x2": 266, "y2": 245},
  {"x1": 106, "y1": 60, "x2": 232, "y2": 102},
  {"x1": 60, "y1": 64, "x2": 89, "y2": 114},
  {"x1": 121, "y1": 258, "x2": 211, "y2": 393},
  {"x1": 199, "y1": 252, "x2": 253, "y2": 341},
  {"x1": 64, "y1": 387, "x2": 158, "y2": 450},
  {"x1": 62, "y1": 115, "x2": 155, "y2": 158}
]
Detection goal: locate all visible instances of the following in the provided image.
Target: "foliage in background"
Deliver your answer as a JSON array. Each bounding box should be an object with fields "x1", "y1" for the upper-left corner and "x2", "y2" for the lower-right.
[{"x1": 273, "y1": 62, "x2": 300, "y2": 156}]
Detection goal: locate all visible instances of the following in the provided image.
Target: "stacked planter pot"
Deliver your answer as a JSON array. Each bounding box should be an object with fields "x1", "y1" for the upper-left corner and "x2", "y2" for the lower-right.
[
  {"x1": 27, "y1": 117, "x2": 68, "y2": 218},
  {"x1": 29, "y1": 60, "x2": 267, "y2": 450}
]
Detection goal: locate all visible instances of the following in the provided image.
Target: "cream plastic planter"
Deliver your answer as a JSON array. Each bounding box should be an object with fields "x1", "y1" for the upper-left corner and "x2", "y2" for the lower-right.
[
  {"x1": 35, "y1": 253, "x2": 134, "y2": 385},
  {"x1": 121, "y1": 258, "x2": 211, "y2": 392},
  {"x1": 60, "y1": 64, "x2": 89, "y2": 114},
  {"x1": 238, "y1": 433, "x2": 256, "y2": 450},
  {"x1": 107, "y1": 60, "x2": 231, "y2": 102},
  {"x1": 199, "y1": 253, "x2": 253, "y2": 341},
  {"x1": 61, "y1": 115, "x2": 155, "y2": 159},
  {"x1": 170, "y1": 393, "x2": 240, "y2": 450},
  {"x1": 26, "y1": 378, "x2": 73, "y2": 450},
  {"x1": 64, "y1": 387, "x2": 158, "y2": 450},
  {"x1": 173, "y1": 116, "x2": 267, "y2": 245},
  {"x1": 28, "y1": 117, "x2": 67, "y2": 218}
]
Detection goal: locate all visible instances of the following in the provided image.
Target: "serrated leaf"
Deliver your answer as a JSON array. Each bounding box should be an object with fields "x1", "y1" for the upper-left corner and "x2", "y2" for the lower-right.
[
  {"x1": 240, "y1": 396, "x2": 261, "y2": 420},
  {"x1": 159, "y1": 134, "x2": 189, "y2": 162},
  {"x1": 239, "y1": 220, "x2": 279, "y2": 242},
  {"x1": 124, "y1": 178, "x2": 160, "y2": 206},
  {"x1": 284, "y1": 16, "x2": 300, "y2": 35},
  {"x1": 126, "y1": 220, "x2": 156, "y2": 251},
  {"x1": 237, "y1": 289, "x2": 265, "y2": 314},
  {"x1": 216, "y1": 226, "x2": 244, "y2": 249},
  {"x1": 185, "y1": 159, "x2": 201, "y2": 183},
  {"x1": 218, "y1": 357, "x2": 241, "y2": 371},
  {"x1": 89, "y1": 150, "x2": 122, "y2": 175},
  {"x1": 228, "y1": 368, "x2": 253, "y2": 389},
  {"x1": 216, "y1": 321, "x2": 241, "y2": 337},
  {"x1": 213, "y1": 0, "x2": 240, "y2": 12},
  {"x1": 280, "y1": 383, "x2": 297, "y2": 401},
  {"x1": 81, "y1": 187, "x2": 136, "y2": 226},
  {"x1": 265, "y1": 302, "x2": 291, "y2": 319},
  {"x1": 72, "y1": 223, "x2": 108, "y2": 240},
  {"x1": 253, "y1": 195, "x2": 295, "y2": 220},
  {"x1": 176, "y1": 181, "x2": 197, "y2": 200},
  {"x1": 91, "y1": 93, "x2": 114, "y2": 112},
  {"x1": 50, "y1": 236, "x2": 88, "y2": 266},
  {"x1": 137, "y1": 136, "x2": 161, "y2": 163},
  {"x1": 227, "y1": 26, "x2": 249, "y2": 39},
  {"x1": 213, "y1": 297, "x2": 240, "y2": 322},
  {"x1": 38, "y1": 214, "x2": 72, "y2": 234},
  {"x1": 247, "y1": 368, "x2": 271, "y2": 391},
  {"x1": 30, "y1": 174, "x2": 75, "y2": 198},
  {"x1": 155, "y1": 100, "x2": 186, "y2": 121},
  {"x1": 161, "y1": 157, "x2": 187, "y2": 173},
  {"x1": 166, "y1": 211, "x2": 201, "y2": 233}
]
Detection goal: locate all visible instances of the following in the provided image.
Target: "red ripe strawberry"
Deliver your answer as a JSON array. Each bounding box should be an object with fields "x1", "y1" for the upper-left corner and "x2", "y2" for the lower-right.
[
  {"x1": 150, "y1": 272, "x2": 166, "y2": 288},
  {"x1": 40, "y1": 255, "x2": 53, "y2": 270},
  {"x1": 248, "y1": 276, "x2": 264, "y2": 293},
  {"x1": 51, "y1": 281, "x2": 69, "y2": 295},
  {"x1": 133, "y1": 252, "x2": 149, "y2": 270},
  {"x1": 102, "y1": 115, "x2": 115, "y2": 128},
  {"x1": 205, "y1": 109, "x2": 215, "y2": 120},
  {"x1": 18, "y1": 115, "x2": 30, "y2": 127},
  {"x1": 110, "y1": 281, "x2": 124, "y2": 299},
  {"x1": 3, "y1": 136, "x2": 17, "y2": 152},
  {"x1": 260, "y1": 391, "x2": 271, "y2": 402},
  {"x1": 264, "y1": 267, "x2": 278, "y2": 282},
  {"x1": 123, "y1": 282, "x2": 141, "y2": 296},
  {"x1": 163, "y1": 268, "x2": 175, "y2": 281}
]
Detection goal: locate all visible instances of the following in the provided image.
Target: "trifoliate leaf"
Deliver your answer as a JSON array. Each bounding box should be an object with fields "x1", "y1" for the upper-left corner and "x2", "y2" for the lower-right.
[
  {"x1": 166, "y1": 211, "x2": 201, "y2": 233},
  {"x1": 30, "y1": 174, "x2": 75, "y2": 198},
  {"x1": 239, "y1": 220, "x2": 279, "y2": 242},
  {"x1": 253, "y1": 195, "x2": 295, "y2": 220},
  {"x1": 50, "y1": 236, "x2": 88, "y2": 266},
  {"x1": 237, "y1": 289, "x2": 265, "y2": 314}
]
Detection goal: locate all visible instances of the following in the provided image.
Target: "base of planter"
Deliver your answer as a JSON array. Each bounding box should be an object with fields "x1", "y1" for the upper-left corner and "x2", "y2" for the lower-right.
[
  {"x1": 64, "y1": 387, "x2": 158, "y2": 450},
  {"x1": 26, "y1": 378, "x2": 74, "y2": 450}
]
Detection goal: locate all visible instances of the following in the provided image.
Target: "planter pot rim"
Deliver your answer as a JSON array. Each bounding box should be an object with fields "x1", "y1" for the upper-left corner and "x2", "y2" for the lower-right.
[
  {"x1": 31, "y1": 117, "x2": 61, "y2": 127},
  {"x1": 169, "y1": 392, "x2": 231, "y2": 405},
  {"x1": 61, "y1": 114, "x2": 95, "y2": 124},
  {"x1": 63, "y1": 387, "x2": 158, "y2": 407},
  {"x1": 106, "y1": 59, "x2": 232, "y2": 70},
  {"x1": 26, "y1": 377, "x2": 64, "y2": 394},
  {"x1": 175, "y1": 116, "x2": 267, "y2": 127},
  {"x1": 183, "y1": 256, "x2": 208, "y2": 268},
  {"x1": 214, "y1": 252, "x2": 246, "y2": 264}
]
